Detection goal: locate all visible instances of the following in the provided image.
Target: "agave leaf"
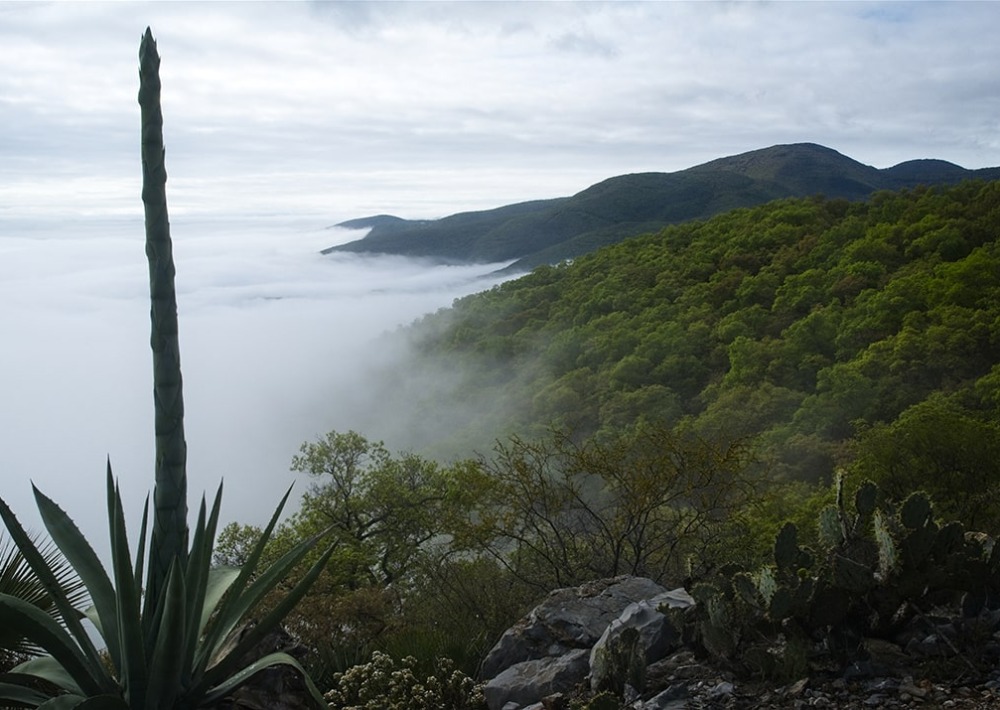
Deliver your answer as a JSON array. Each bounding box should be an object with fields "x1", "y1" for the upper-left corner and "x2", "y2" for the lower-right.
[
  {"x1": 219, "y1": 487, "x2": 292, "y2": 603},
  {"x1": 195, "y1": 487, "x2": 292, "y2": 667},
  {"x1": 74, "y1": 696, "x2": 130, "y2": 710},
  {"x1": 12, "y1": 655, "x2": 84, "y2": 695},
  {"x1": 21, "y1": 468, "x2": 117, "y2": 673},
  {"x1": 200, "y1": 567, "x2": 240, "y2": 634},
  {"x1": 196, "y1": 540, "x2": 333, "y2": 694},
  {"x1": 101, "y1": 464, "x2": 129, "y2": 669},
  {"x1": 0, "y1": 497, "x2": 106, "y2": 682},
  {"x1": 38, "y1": 694, "x2": 87, "y2": 709},
  {"x1": 83, "y1": 606, "x2": 103, "y2": 638},
  {"x1": 196, "y1": 528, "x2": 323, "y2": 672},
  {"x1": 145, "y1": 560, "x2": 187, "y2": 710},
  {"x1": 0, "y1": 678, "x2": 52, "y2": 706},
  {"x1": 0, "y1": 594, "x2": 103, "y2": 697},
  {"x1": 132, "y1": 496, "x2": 149, "y2": 595},
  {"x1": 107, "y1": 476, "x2": 147, "y2": 705},
  {"x1": 34, "y1": 482, "x2": 114, "y2": 623},
  {"x1": 182, "y1": 485, "x2": 224, "y2": 679},
  {"x1": 199, "y1": 651, "x2": 326, "y2": 708}
]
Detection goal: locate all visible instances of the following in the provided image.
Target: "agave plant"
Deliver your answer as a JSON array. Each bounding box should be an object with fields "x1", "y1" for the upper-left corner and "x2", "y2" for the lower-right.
[
  {"x1": 0, "y1": 28, "x2": 331, "y2": 708},
  {"x1": 0, "y1": 472, "x2": 330, "y2": 709}
]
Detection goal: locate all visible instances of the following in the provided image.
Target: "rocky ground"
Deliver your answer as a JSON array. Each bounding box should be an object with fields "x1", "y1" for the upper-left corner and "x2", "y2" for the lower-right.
[
  {"x1": 635, "y1": 652, "x2": 1000, "y2": 709},
  {"x1": 480, "y1": 577, "x2": 1000, "y2": 710}
]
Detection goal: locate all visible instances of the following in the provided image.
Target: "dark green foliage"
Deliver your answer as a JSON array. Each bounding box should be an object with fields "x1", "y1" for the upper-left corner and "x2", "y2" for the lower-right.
[
  {"x1": 386, "y1": 180, "x2": 1000, "y2": 491},
  {"x1": 853, "y1": 395, "x2": 1000, "y2": 530}
]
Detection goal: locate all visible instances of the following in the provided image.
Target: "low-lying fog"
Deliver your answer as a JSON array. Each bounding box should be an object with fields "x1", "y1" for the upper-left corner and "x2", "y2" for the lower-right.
[{"x1": 0, "y1": 211, "x2": 513, "y2": 546}]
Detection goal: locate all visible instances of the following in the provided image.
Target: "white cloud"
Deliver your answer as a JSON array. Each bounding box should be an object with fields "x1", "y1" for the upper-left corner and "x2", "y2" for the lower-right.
[{"x1": 0, "y1": 209, "x2": 513, "y2": 550}]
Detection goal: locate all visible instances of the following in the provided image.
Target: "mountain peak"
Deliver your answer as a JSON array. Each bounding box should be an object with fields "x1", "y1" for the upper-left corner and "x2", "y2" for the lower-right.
[{"x1": 326, "y1": 143, "x2": 1000, "y2": 270}]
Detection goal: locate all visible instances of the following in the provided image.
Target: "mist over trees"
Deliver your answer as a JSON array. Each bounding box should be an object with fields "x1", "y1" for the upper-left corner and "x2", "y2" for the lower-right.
[
  {"x1": 386, "y1": 180, "x2": 1000, "y2": 484},
  {"x1": 216, "y1": 180, "x2": 1000, "y2": 689}
]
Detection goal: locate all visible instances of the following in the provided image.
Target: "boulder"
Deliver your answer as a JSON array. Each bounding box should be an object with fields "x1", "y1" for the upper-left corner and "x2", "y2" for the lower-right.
[
  {"x1": 483, "y1": 649, "x2": 590, "y2": 710},
  {"x1": 589, "y1": 588, "x2": 695, "y2": 691},
  {"x1": 481, "y1": 576, "x2": 668, "y2": 681},
  {"x1": 211, "y1": 623, "x2": 313, "y2": 710}
]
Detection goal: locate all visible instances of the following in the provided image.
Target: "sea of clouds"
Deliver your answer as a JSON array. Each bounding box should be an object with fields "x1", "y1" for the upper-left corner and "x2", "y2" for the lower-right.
[{"x1": 0, "y1": 210, "x2": 512, "y2": 551}]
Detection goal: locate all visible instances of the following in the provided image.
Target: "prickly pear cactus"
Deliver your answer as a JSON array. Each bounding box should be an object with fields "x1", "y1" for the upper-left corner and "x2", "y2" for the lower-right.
[
  {"x1": 681, "y1": 478, "x2": 1000, "y2": 680},
  {"x1": 854, "y1": 480, "x2": 878, "y2": 519},
  {"x1": 774, "y1": 522, "x2": 801, "y2": 572},
  {"x1": 900, "y1": 492, "x2": 933, "y2": 530},
  {"x1": 734, "y1": 572, "x2": 761, "y2": 606},
  {"x1": 818, "y1": 505, "x2": 844, "y2": 548},
  {"x1": 873, "y1": 510, "x2": 897, "y2": 579},
  {"x1": 754, "y1": 566, "x2": 777, "y2": 604}
]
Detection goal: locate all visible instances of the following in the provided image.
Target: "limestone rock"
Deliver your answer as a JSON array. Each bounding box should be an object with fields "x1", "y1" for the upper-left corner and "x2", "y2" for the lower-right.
[
  {"x1": 589, "y1": 588, "x2": 695, "y2": 692},
  {"x1": 481, "y1": 576, "x2": 668, "y2": 681},
  {"x1": 484, "y1": 649, "x2": 590, "y2": 710}
]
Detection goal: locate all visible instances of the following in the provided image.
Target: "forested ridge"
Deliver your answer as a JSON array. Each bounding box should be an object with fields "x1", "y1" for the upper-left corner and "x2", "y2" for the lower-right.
[
  {"x1": 328, "y1": 143, "x2": 1000, "y2": 272},
  {"x1": 406, "y1": 180, "x2": 1000, "y2": 484},
  {"x1": 205, "y1": 180, "x2": 1000, "y2": 697}
]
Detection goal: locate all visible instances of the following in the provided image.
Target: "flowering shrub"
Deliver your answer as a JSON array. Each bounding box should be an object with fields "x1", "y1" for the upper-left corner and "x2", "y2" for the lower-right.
[{"x1": 324, "y1": 651, "x2": 486, "y2": 710}]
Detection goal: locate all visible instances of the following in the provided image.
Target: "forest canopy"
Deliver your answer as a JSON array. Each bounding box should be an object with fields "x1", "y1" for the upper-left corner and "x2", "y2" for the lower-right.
[
  {"x1": 216, "y1": 180, "x2": 1000, "y2": 685},
  {"x1": 394, "y1": 180, "x2": 1000, "y2": 484}
]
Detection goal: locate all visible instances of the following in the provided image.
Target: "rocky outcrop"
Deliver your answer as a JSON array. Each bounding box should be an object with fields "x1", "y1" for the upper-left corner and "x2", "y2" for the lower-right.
[
  {"x1": 481, "y1": 576, "x2": 690, "y2": 710},
  {"x1": 588, "y1": 588, "x2": 694, "y2": 693},
  {"x1": 483, "y1": 649, "x2": 590, "y2": 710},
  {"x1": 481, "y1": 576, "x2": 1000, "y2": 710},
  {"x1": 482, "y1": 576, "x2": 668, "y2": 683}
]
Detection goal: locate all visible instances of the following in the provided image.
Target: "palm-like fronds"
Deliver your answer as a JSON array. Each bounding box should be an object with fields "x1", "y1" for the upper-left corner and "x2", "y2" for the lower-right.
[{"x1": 0, "y1": 531, "x2": 87, "y2": 660}]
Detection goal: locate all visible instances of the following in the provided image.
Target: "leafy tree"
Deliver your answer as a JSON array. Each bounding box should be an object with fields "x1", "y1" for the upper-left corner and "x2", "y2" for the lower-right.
[
  {"x1": 852, "y1": 395, "x2": 1000, "y2": 531},
  {"x1": 214, "y1": 431, "x2": 483, "y2": 680},
  {"x1": 457, "y1": 423, "x2": 763, "y2": 590},
  {"x1": 288, "y1": 431, "x2": 454, "y2": 588}
]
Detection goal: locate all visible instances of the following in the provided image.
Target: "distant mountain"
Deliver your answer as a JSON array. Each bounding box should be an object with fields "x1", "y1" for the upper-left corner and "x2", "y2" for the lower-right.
[{"x1": 324, "y1": 143, "x2": 1000, "y2": 271}]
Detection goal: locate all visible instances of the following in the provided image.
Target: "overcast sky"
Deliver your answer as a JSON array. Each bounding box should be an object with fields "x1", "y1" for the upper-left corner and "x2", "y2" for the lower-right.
[
  {"x1": 2, "y1": 1, "x2": 999, "y2": 224},
  {"x1": 2, "y1": 1, "x2": 999, "y2": 548}
]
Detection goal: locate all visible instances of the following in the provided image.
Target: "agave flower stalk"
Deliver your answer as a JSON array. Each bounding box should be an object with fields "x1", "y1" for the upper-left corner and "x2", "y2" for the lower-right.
[
  {"x1": 139, "y1": 26, "x2": 188, "y2": 603},
  {"x1": 0, "y1": 28, "x2": 331, "y2": 708}
]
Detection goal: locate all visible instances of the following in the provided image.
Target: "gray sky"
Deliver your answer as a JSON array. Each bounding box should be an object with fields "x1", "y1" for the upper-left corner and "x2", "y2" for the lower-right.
[
  {"x1": 2, "y1": 1, "x2": 999, "y2": 548},
  {"x1": 2, "y1": 1, "x2": 998, "y2": 224}
]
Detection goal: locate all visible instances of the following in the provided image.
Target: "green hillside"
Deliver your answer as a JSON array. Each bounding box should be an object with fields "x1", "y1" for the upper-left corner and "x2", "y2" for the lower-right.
[
  {"x1": 397, "y1": 180, "x2": 1000, "y2": 483},
  {"x1": 327, "y1": 143, "x2": 1000, "y2": 272},
  {"x1": 222, "y1": 181, "x2": 1000, "y2": 685}
]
